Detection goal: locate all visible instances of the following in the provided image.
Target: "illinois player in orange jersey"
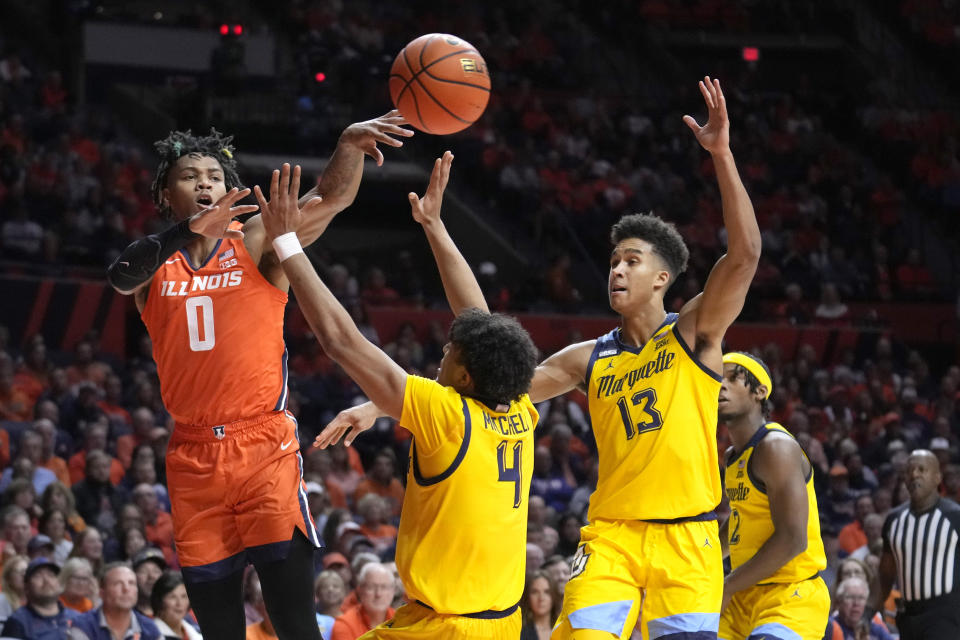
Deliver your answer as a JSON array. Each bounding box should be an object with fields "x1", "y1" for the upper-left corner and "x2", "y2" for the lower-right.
[{"x1": 106, "y1": 115, "x2": 412, "y2": 640}]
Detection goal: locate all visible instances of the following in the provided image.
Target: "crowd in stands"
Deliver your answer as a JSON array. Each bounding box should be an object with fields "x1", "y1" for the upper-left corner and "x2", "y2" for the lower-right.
[
  {"x1": 1, "y1": 305, "x2": 958, "y2": 636},
  {"x1": 1, "y1": 2, "x2": 959, "y2": 638}
]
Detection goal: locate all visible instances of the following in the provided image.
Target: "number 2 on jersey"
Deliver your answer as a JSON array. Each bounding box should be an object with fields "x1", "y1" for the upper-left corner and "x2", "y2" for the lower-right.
[
  {"x1": 497, "y1": 440, "x2": 522, "y2": 508},
  {"x1": 730, "y1": 508, "x2": 741, "y2": 545},
  {"x1": 185, "y1": 296, "x2": 215, "y2": 351},
  {"x1": 616, "y1": 388, "x2": 663, "y2": 439}
]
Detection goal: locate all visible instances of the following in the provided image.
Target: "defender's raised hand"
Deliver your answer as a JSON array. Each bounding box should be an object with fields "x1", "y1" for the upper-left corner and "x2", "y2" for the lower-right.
[
  {"x1": 683, "y1": 76, "x2": 730, "y2": 155},
  {"x1": 254, "y1": 163, "x2": 324, "y2": 240},
  {"x1": 339, "y1": 109, "x2": 415, "y2": 166},
  {"x1": 188, "y1": 187, "x2": 258, "y2": 239},
  {"x1": 314, "y1": 402, "x2": 382, "y2": 449},
  {"x1": 408, "y1": 151, "x2": 453, "y2": 227}
]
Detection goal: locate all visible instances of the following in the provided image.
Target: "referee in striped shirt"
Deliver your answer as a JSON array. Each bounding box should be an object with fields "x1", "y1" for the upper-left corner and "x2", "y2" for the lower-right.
[{"x1": 880, "y1": 449, "x2": 960, "y2": 639}]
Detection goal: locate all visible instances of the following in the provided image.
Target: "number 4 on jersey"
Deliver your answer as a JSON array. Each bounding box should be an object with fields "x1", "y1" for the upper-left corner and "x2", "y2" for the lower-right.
[{"x1": 497, "y1": 440, "x2": 522, "y2": 508}]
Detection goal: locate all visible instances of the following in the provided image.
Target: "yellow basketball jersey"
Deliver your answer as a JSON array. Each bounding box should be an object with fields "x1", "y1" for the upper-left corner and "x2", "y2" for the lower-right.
[
  {"x1": 725, "y1": 422, "x2": 826, "y2": 583},
  {"x1": 586, "y1": 314, "x2": 722, "y2": 522},
  {"x1": 396, "y1": 375, "x2": 539, "y2": 615}
]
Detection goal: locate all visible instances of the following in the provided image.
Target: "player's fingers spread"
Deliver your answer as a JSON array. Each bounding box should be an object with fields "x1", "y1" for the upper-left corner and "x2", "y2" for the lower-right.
[
  {"x1": 682, "y1": 115, "x2": 700, "y2": 131},
  {"x1": 270, "y1": 169, "x2": 280, "y2": 200},
  {"x1": 373, "y1": 148, "x2": 384, "y2": 166},
  {"x1": 225, "y1": 229, "x2": 245, "y2": 239},
  {"x1": 698, "y1": 81, "x2": 715, "y2": 109},
  {"x1": 291, "y1": 165, "x2": 302, "y2": 198},
  {"x1": 253, "y1": 185, "x2": 269, "y2": 210},
  {"x1": 231, "y1": 205, "x2": 260, "y2": 215}
]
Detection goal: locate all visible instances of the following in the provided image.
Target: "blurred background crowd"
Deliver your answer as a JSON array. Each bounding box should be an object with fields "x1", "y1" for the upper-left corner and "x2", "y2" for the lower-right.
[{"x1": 0, "y1": 0, "x2": 959, "y2": 638}]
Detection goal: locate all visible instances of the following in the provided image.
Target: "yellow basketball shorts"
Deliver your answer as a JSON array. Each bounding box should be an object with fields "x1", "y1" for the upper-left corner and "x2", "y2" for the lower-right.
[
  {"x1": 719, "y1": 576, "x2": 830, "y2": 640},
  {"x1": 360, "y1": 601, "x2": 521, "y2": 640},
  {"x1": 552, "y1": 517, "x2": 723, "y2": 639}
]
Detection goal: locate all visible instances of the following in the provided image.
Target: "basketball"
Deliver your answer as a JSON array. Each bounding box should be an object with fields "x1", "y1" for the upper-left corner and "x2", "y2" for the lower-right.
[{"x1": 389, "y1": 33, "x2": 491, "y2": 135}]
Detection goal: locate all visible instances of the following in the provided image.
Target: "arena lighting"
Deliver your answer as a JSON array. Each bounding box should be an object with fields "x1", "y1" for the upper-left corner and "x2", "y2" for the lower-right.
[
  {"x1": 219, "y1": 24, "x2": 229, "y2": 35},
  {"x1": 742, "y1": 46, "x2": 760, "y2": 62},
  {"x1": 315, "y1": 72, "x2": 327, "y2": 82},
  {"x1": 233, "y1": 24, "x2": 243, "y2": 35}
]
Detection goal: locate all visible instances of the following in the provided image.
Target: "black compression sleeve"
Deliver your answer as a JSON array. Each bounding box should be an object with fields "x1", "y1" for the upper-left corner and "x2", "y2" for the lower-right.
[{"x1": 107, "y1": 218, "x2": 200, "y2": 292}]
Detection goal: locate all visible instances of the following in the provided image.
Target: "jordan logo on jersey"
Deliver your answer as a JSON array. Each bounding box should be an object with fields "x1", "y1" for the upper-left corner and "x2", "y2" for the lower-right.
[
  {"x1": 570, "y1": 544, "x2": 590, "y2": 579},
  {"x1": 212, "y1": 425, "x2": 225, "y2": 440},
  {"x1": 595, "y1": 350, "x2": 675, "y2": 398}
]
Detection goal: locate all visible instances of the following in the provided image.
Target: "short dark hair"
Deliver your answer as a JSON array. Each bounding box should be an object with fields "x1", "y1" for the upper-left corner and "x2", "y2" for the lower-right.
[
  {"x1": 150, "y1": 128, "x2": 242, "y2": 217},
  {"x1": 610, "y1": 213, "x2": 689, "y2": 284},
  {"x1": 448, "y1": 309, "x2": 537, "y2": 404},
  {"x1": 726, "y1": 351, "x2": 772, "y2": 416},
  {"x1": 150, "y1": 571, "x2": 184, "y2": 616}
]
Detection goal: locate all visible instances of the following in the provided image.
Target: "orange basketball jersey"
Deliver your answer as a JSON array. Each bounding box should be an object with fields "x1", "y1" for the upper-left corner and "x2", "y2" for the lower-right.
[{"x1": 140, "y1": 224, "x2": 289, "y2": 426}]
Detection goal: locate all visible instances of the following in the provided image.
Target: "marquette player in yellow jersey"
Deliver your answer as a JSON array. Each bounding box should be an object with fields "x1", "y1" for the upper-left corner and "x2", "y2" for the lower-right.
[
  {"x1": 106, "y1": 116, "x2": 412, "y2": 639},
  {"x1": 529, "y1": 77, "x2": 762, "y2": 640},
  {"x1": 259, "y1": 152, "x2": 540, "y2": 639},
  {"x1": 718, "y1": 352, "x2": 829, "y2": 640}
]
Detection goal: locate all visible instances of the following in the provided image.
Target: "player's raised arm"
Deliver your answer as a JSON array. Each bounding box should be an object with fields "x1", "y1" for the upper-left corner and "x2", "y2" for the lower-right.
[
  {"x1": 254, "y1": 165, "x2": 407, "y2": 420},
  {"x1": 107, "y1": 187, "x2": 257, "y2": 295},
  {"x1": 676, "y1": 77, "x2": 761, "y2": 364},
  {"x1": 410, "y1": 151, "x2": 487, "y2": 314},
  {"x1": 528, "y1": 340, "x2": 595, "y2": 404}
]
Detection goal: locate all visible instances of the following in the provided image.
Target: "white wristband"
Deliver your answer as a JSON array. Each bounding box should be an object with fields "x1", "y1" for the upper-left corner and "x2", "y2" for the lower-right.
[{"x1": 272, "y1": 232, "x2": 303, "y2": 262}]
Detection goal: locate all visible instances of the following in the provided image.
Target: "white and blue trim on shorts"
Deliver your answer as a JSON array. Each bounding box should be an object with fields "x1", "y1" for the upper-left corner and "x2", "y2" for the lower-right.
[
  {"x1": 746, "y1": 622, "x2": 801, "y2": 640},
  {"x1": 647, "y1": 612, "x2": 720, "y2": 639},
  {"x1": 568, "y1": 601, "x2": 634, "y2": 636}
]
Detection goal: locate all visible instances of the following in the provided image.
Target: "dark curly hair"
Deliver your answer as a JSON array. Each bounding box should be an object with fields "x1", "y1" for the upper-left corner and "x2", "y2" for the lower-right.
[
  {"x1": 727, "y1": 351, "x2": 772, "y2": 417},
  {"x1": 448, "y1": 308, "x2": 537, "y2": 404},
  {"x1": 610, "y1": 213, "x2": 689, "y2": 285},
  {"x1": 150, "y1": 128, "x2": 242, "y2": 217}
]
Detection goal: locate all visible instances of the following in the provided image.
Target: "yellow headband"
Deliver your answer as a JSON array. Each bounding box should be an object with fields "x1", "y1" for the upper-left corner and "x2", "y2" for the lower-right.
[{"x1": 723, "y1": 352, "x2": 773, "y2": 399}]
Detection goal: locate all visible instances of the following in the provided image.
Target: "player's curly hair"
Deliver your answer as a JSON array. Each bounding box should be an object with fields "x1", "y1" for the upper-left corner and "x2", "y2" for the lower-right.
[
  {"x1": 150, "y1": 128, "x2": 242, "y2": 217},
  {"x1": 727, "y1": 351, "x2": 772, "y2": 417},
  {"x1": 610, "y1": 213, "x2": 689, "y2": 285},
  {"x1": 448, "y1": 308, "x2": 537, "y2": 404}
]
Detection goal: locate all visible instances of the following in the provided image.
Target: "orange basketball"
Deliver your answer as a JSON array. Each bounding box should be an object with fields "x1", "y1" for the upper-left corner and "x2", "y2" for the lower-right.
[{"x1": 389, "y1": 34, "x2": 491, "y2": 135}]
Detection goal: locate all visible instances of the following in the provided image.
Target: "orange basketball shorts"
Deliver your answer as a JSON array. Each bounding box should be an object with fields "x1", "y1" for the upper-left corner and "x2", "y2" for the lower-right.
[{"x1": 166, "y1": 410, "x2": 321, "y2": 583}]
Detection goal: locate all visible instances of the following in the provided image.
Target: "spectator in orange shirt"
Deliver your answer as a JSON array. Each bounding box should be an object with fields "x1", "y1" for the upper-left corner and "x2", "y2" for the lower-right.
[
  {"x1": 68, "y1": 423, "x2": 125, "y2": 486},
  {"x1": 13, "y1": 340, "x2": 50, "y2": 406},
  {"x1": 331, "y1": 563, "x2": 395, "y2": 640},
  {"x1": 353, "y1": 449, "x2": 404, "y2": 517},
  {"x1": 39, "y1": 482, "x2": 86, "y2": 536},
  {"x1": 64, "y1": 341, "x2": 111, "y2": 390},
  {"x1": 97, "y1": 375, "x2": 132, "y2": 431},
  {"x1": 839, "y1": 494, "x2": 876, "y2": 556},
  {"x1": 116, "y1": 408, "x2": 156, "y2": 470},
  {"x1": 32, "y1": 419, "x2": 70, "y2": 486},
  {"x1": 356, "y1": 495, "x2": 397, "y2": 554},
  {"x1": 132, "y1": 484, "x2": 174, "y2": 565},
  {"x1": 59, "y1": 557, "x2": 96, "y2": 613},
  {"x1": 326, "y1": 445, "x2": 363, "y2": 507},
  {"x1": 0, "y1": 356, "x2": 31, "y2": 422}
]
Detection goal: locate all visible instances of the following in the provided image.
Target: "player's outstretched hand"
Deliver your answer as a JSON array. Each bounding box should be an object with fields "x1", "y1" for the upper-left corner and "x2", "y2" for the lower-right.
[
  {"x1": 254, "y1": 163, "x2": 324, "y2": 240},
  {"x1": 187, "y1": 187, "x2": 258, "y2": 239},
  {"x1": 340, "y1": 109, "x2": 415, "y2": 166},
  {"x1": 409, "y1": 151, "x2": 453, "y2": 227},
  {"x1": 314, "y1": 402, "x2": 381, "y2": 448},
  {"x1": 682, "y1": 76, "x2": 730, "y2": 155}
]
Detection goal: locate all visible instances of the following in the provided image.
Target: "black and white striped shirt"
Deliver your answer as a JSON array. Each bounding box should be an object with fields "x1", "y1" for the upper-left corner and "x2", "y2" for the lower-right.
[{"x1": 883, "y1": 498, "x2": 960, "y2": 603}]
